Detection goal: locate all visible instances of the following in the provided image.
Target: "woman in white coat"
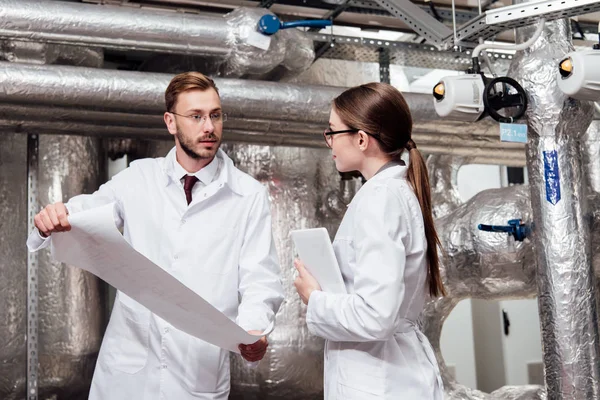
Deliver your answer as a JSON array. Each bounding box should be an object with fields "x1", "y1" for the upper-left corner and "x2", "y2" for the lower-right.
[{"x1": 294, "y1": 82, "x2": 445, "y2": 399}]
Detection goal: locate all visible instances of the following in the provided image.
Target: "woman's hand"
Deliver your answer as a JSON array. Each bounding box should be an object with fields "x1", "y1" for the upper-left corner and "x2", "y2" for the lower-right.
[{"x1": 293, "y1": 258, "x2": 322, "y2": 305}]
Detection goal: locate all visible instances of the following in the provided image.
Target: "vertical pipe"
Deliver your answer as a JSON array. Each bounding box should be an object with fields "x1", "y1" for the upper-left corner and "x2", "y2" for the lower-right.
[
  {"x1": 426, "y1": 155, "x2": 467, "y2": 219},
  {"x1": 508, "y1": 14, "x2": 600, "y2": 399},
  {"x1": 0, "y1": 133, "x2": 28, "y2": 399},
  {"x1": 36, "y1": 135, "x2": 107, "y2": 398}
]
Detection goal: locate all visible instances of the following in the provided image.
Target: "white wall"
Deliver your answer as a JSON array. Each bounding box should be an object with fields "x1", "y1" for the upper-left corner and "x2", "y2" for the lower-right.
[
  {"x1": 471, "y1": 300, "x2": 506, "y2": 392},
  {"x1": 440, "y1": 300, "x2": 478, "y2": 388},
  {"x1": 500, "y1": 299, "x2": 543, "y2": 385},
  {"x1": 108, "y1": 155, "x2": 127, "y2": 180},
  {"x1": 457, "y1": 164, "x2": 502, "y2": 202}
]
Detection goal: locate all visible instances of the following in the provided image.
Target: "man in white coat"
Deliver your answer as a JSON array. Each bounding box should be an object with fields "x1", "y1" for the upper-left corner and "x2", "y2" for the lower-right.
[{"x1": 27, "y1": 71, "x2": 284, "y2": 399}]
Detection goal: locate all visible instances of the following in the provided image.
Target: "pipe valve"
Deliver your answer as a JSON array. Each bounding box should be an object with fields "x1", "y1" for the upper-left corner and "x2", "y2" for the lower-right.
[
  {"x1": 258, "y1": 15, "x2": 332, "y2": 36},
  {"x1": 477, "y1": 219, "x2": 530, "y2": 242}
]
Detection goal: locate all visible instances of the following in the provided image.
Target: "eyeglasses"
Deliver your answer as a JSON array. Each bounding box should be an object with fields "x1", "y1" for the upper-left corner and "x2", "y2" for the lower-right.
[
  {"x1": 323, "y1": 128, "x2": 379, "y2": 148},
  {"x1": 323, "y1": 129, "x2": 358, "y2": 148},
  {"x1": 169, "y1": 111, "x2": 227, "y2": 125}
]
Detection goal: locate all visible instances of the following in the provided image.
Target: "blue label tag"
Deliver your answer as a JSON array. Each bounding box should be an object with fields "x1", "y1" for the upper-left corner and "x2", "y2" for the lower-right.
[
  {"x1": 543, "y1": 150, "x2": 561, "y2": 205},
  {"x1": 500, "y1": 123, "x2": 528, "y2": 143}
]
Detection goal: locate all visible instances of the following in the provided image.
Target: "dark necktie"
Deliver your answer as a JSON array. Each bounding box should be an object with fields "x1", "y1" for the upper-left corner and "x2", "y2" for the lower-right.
[{"x1": 183, "y1": 175, "x2": 199, "y2": 205}]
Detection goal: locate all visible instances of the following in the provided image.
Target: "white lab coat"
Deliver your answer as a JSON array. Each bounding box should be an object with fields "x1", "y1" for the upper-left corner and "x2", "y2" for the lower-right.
[
  {"x1": 306, "y1": 164, "x2": 443, "y2": 399},
  {"x1": 27, "y1": 148, "x2": 284, "y2": 400}
]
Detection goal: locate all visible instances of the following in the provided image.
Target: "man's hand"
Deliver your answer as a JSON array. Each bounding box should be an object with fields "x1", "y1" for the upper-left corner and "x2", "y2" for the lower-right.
[
  {"x1": 34, "y1": 202, "x2": 70, "y2": 238},
  {"x1": 293, "y1": 258, "x2": 321, "y2": 305},
  {"x1": 239, "y1": 331, "x2": 268, "y2": 362}
]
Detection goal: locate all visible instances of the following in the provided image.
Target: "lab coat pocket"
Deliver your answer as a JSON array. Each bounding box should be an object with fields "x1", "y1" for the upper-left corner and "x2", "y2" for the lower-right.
[
  {"x1": 337, "y1": 349, "x2": 385, "y2": 396},
  {"x1": 104, "y1": 300, "x2": 149, "y2": 374},
  {"x1": 183, "y1": 337, "x2": 223, "y2": 393}
]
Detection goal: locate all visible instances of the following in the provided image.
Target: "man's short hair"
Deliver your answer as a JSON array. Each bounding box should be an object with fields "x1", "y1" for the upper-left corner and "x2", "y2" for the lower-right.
[{"x1": 165, "y1": 72, "x2": 219, "y2": 112}]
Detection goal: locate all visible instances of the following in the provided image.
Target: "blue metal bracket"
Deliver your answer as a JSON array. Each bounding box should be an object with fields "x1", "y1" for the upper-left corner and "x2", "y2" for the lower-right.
[
  {"x1": 258, "y1": 15, "x2": 332, "y2": 36},
  {"x1": 477, "y1": 219, "x2": 530, "y2": 242}
]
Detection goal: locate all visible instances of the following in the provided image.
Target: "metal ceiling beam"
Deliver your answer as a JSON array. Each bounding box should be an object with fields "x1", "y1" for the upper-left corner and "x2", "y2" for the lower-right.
[
  {"x1": 82, "y1": 0, "x2": 600, "y2": 39},
  {"x1": 448, "y1": 0, "x2": 600, "y2": 45},
  {"x1": 308, "y1": 31, "x2": 515, "y2": 72},
  {"x1": 367, "y1": 0, "x2": 454, "y2": 47}
]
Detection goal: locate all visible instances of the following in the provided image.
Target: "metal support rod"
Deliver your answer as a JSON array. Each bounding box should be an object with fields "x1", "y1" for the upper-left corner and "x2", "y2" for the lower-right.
[
  {"x1": 26, "y1": 134, "x2": 39, "y2": 400},
  {"x1": 308, "y1": 1, "x2": 350, "y2": 32},
  {"x1": 451, "y1": 0, "x2": 458, "y2": 46},
  {"x1": 259, "y1": 0, "x2": 277, "y2": 7},
  {"x1": 313, "y1": 41, "x2": 333, "y2": 62},
  {"x1": 378, "y1": 47, "x2": 391, "y2": 84},
  {"x1": 447, "y1": 0, "x2": 600, "y2": 45}
]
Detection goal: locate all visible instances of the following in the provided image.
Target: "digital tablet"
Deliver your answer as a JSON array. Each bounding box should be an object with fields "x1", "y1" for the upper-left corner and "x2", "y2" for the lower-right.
[{"x1": 290, "y1": 227, "x2": 347, "y2": 294}]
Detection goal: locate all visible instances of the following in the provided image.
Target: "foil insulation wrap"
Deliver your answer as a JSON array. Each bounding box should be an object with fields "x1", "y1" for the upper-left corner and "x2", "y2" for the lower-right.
[
  {"x1": 225, "y1": 144, "x2": 345, "y2": 399},
  {"x1": 435, "y1": 185, "x2": 536, "y2": 302},
  {"x1": 584, "y1": 121, "x2": 600, "y2": 297},
  {"x1": 36, "y1": 135, "x2": 107, "y2": 399},
  {"x1": 0, "y1": 41, "x2": 103, "y2": 66},
  {"x1": 421, "y1": 185, "x2": 541, "y2": 399},
  {"x1": 0, "y1": 0, "x2": 314, "y2": 76},
  {"x1": 508, "y1": 15, "x2": 600, "y2": 399},
  {"x1": 277, "y1": 28, "x2": 315, "y2": 75},
  {"x1": 0, "y1": 61, "x2": 341, "y2": 121},
  {"x1": 583, "y1": 120, "x2": 600, "y2": 195},
  {"x1": 426, "y1": 155, "x2": 467, "y2": 219},
  {"x1": 223, "y1": 8, "x2": 314, "y2": 78},
  {"x1": 0, "y1": 0, "x2": 231, "y2": 57},
  {"x1": 0, "y1": 135, "x2": 107, "y2": 399},
  {"x1": 0, "y1": 61, "x2": 524, "y2": 164},
  {"x1": 0, "y1": 134, "x2": 28, "y2": 399}
]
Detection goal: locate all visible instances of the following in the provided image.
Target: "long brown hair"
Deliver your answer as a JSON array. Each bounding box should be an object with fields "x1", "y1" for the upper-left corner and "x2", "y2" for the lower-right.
[{"x1": 333, "y1": 82, "x2": 446, "y2": 297}]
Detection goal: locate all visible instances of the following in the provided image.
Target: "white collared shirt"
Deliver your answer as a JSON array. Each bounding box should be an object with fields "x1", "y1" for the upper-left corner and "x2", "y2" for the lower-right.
[
  {"x1": 27, "y1": 147, "x2": 284, "y2": 400},
  {"x1": 172, "y1": 150, "x2": 220, "y2": 189}
]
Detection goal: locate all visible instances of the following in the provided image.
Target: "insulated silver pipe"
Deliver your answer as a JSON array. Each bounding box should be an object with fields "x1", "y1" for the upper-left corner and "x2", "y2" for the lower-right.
[
  {"x1": 0, "y1": 0, "x2": 231, "y2": 56},
  {"x1": 0, "y1": 1, "x2": 315, "y2": 77},
  {"x1": 0, "y1": 119, "x2": 526, "y2": 166},
  {"x1": 508, "y1": 13, "x2": 600, "y2": 399},
  {"x1": 0, "y1": 61, "x2": 525, "y2": 167},
  {"x1": 0, "y1": 103, "x2": 521, "y2": 150},
  {"x1": 0, "y1": 60, "x2": 526, "y2": 165},
  {"x1": 0, "y1": 61, "x2": 499, "y2": 123},
  {"x1": 0, "y1": 133, "x2": 28, "y2": 398},
  {"x1": 0, "y1": 61, "x2": 341, "y2": 122}
]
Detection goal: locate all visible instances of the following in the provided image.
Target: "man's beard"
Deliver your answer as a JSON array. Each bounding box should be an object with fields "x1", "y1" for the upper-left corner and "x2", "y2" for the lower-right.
[{"x1": 176, "y1": 128, "x2": 221, "y2": 160}]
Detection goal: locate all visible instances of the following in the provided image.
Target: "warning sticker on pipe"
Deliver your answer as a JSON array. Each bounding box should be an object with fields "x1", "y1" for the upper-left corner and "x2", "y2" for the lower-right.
[{"x1": 543, "y1": 150, "x2": 561, "y2": 205}]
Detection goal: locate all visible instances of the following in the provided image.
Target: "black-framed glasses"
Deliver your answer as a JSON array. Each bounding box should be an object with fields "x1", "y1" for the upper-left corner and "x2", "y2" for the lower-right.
[
  {"x1": 169, "y1": 111, "x2": 227, "y2": 125},
  {"x1": 323, "y1": 128, "x2": 379, "y2": 148},
  {"x1": 323, "y1": 129, "x2": 358, "y2": 148}
]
